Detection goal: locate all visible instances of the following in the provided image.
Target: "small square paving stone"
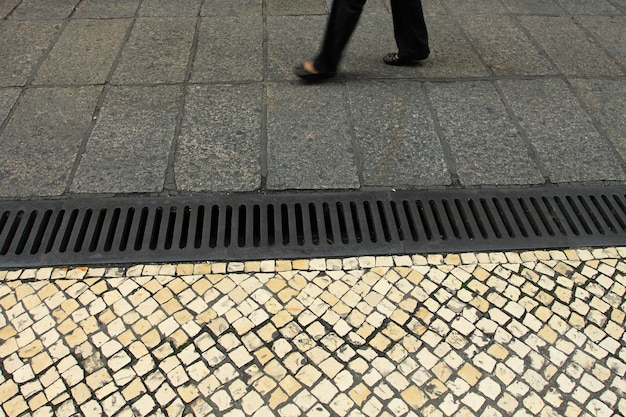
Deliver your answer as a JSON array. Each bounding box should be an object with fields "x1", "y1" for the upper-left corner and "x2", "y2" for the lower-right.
[{"x1": 577, "y1": 16, "x2": 626, "y2": 69}]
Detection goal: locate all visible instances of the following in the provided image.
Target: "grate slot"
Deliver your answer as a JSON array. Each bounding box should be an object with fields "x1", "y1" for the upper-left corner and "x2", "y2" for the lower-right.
[
  {"x1": 401, "y1": 200, "x2": 419, "y2": 241},
  {"x1": 581, "y1": 195, "x2": 613, "y2": 234},
  {"x1": 602, "y1": 195, "x2": 626, "y2": 232},
  {"x1": 15, "y1": 211, "x2": 38, "y2": 255},
  {"x1": 1, "y1": 211, "x2": 24, "y2": 255},
  {"x1": 30, "y1": 209, "x2": 53, "y2": 255},
  {"x1": 454, "y1": 199, "x2": 478, "y2": 240}
]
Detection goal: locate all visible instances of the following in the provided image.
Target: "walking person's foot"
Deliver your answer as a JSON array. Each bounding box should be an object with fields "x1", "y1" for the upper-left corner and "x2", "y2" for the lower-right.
[
  {"x1": 293, "y1": 60, "x2": 336, "y2": 81},
  {"x1": 383, "y1": 52, "x2": 428, "y2": 66}
]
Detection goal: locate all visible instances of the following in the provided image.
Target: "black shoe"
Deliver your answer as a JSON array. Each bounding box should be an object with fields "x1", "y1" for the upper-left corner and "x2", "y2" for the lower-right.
[
  {"x1": 293, "y1": 64, "x2": 336, "y2": 81},
  {"x1": 383, "y1": 52, "x2": 428, "y2": 66}
]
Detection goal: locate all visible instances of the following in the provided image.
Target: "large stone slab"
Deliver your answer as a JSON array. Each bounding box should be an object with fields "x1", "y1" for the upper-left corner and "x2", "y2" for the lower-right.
[
  {"x1": 71, "y1": 86, "x2": 182, "y2": 194},
  {"x1": 74, "y1": 0, "x2": 140, "y2": 18},
  {"x1": 0, "y1": 87, "x2": 101, "y2": 197},
  {"x1": 266, "y1": 82, "x2": 360, "y2": 190},
  {"x1": 112, "y1": 17, "x2": 196, "y2": 84},
  {"x1": 191, "y1": 17, "x2": 263, "y2": 83},
  {"x1": 577, "y1": 16, "x2": 626, "y2": 69},
  {"x1": 267, "y1": 15, "x2": 327, "y2": 81},
  {"x1": 570, "y1": 79, "x2": 626, "y2": 166},
  {"x1": 441, "y1": 0, "x2": 508, "y2": 15},
  {"x1": 266, "y1": 0, "x2": 327, "y2": 15},
  {"x1": 456, "y1": 15, "x2": 556, "y2": 76},
  {"x1": 176, "y1": 84, "x2": 262, "y2": 193},
  {"x1": 0, "y1": 88, "x2": 20, "y2": 126},
  {"x1": 500, "y1": 78, "x2": 626, "y2": 183},
  {"x1": 0, "y1": 0, "x2": 20, "y2": 18},
  {"x1": 139, "y1": 0, "x2": 202, "y2": 16},
  {"x1": 427, "y1": 81, "x2": 544, "y2": 186},
  {"x1": 347, "y1": 81, "x2": 450, "y2": 187},
  {"x1": 34, "y1": 19, "x2": 132, "y2": 85},
  {"x1": 0, "y1": 20, "x2": 61, "y2": 87},
  {"x1": 555, "y1": 0, "x2": 620, "y2": 15},
  {"x1": 201, "y1": 0, "x2": 261, "y2": 17},
  {"x1": 499, "y1": 0, "x2": 565, "y2": 15},
  {"x1": 518, "y1": 16, "x2": 624, "y2": 76},
  {"x1": 9, "y1": 0, "x2": 79, "y2": 19}
]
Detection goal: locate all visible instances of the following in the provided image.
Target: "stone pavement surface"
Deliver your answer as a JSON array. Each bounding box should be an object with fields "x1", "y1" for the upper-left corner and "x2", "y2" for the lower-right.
[
  {"x1": 1, "y1": 249, "x2": 626, "y2": 417},
  {"x1": 2, "y1": 1, "x2": 626, "y2": 417},
  {"x1": 0, "y1": 0, "x2": 625, "y2": 198}
]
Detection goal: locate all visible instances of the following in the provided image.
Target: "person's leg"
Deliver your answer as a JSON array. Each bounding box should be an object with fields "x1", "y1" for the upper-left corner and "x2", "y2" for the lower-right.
[
  {"x1": 312, "y1": 0, "x2": 367, "y2": 73},
  {"x1": 389, "y1": 0, "x2": 429, "y2": 61}
]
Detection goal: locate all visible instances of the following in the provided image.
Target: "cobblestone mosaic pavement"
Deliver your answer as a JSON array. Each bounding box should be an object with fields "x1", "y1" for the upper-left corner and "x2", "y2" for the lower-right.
[{"x1": 1, "y1": 249, "x2": 625, "y2": 417}]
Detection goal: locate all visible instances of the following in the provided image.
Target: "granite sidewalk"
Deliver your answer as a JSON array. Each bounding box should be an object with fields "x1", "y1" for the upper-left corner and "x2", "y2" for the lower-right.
[
  {"x1": 1, "y1": 1, "x2": 626, "y2": 417},
  {"x1": 0, "y1": 0, "x2": 625, "y2": 198}
]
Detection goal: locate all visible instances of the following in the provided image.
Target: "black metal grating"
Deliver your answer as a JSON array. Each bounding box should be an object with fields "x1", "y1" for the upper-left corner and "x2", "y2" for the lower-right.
[{"x1": 2, "y1": 186, "x2": 626, "y2": 268}]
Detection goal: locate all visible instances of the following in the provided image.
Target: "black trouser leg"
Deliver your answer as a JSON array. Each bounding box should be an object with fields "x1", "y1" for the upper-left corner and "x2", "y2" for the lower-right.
[
  {"x1": 313, "y1": 0, "x2": 367, "y2": 73},
  {"x1": 390, "y1": 0, "x2": 430, "y2": 60}
]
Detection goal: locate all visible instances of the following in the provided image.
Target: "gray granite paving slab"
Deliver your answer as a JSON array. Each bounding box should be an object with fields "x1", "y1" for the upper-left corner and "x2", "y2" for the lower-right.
[
  {"x1": 427, "y1": 81, "x2": 544, "y2": 185},
  {"x1": 0, "y1": 0, "x2": 19, "y2": 18},
  {"x1": 267, "y1": 15, "x2": 327, "y2": 81},
  {"x1": 500, "y1": 0, "x2": 565, "y2": 15},
  {"x1": 0, "y1": 21, "x2": 61, "y2": 87},
  {"x1": 577, "y1": 16, "x2": 626, "y2": 69},
  {"x1": 456, "y1": 15, "x2": 556, "y2": 76},
  {"x1": 9, "y1": 0, "x2": 79, "y2": 19},
  {"x1": 499, "y1": 78, "x2": 626, "y2": 183},
  {"x1": 71, "y1": 86, "x2": 181, "y2": 194},
  {"x1": 201, "y1": 0, "x2": 262, "y2": 17},
  {"x1": 267, "y1": 0, "x2": 327, "y2": 15},
  {"x1": 112, "y1": 17, "x2": 196, "y2": 84},
  {"x1": 33, "y1": 19, "x2": 132, "y2": 85},
  {"x1": 518, "y1": 15, "x2": 624, "y2": 76},
  {"x1": 440, "y1": 0, "x2": 508, "y2": 15},
  {"x1": 347, "y1": 81, "x2": 450, "y2": 187},
  {"x1": 0, "y1": 88, "x2": 20, "y2": 126},
  {"x1": 139, "y1": 0, "x2": 202, "y2": 17},
  {"x1": 191, "y1": 17, "x2": 263, "y2": 83},
  {"x1": 0, "y1": 87, "x2": 101, "y2": 198},
  {"x1": 570, "y1": 79, "x2": 626, "y2": 164},
  {"x1": 555, "y1": 0, "x2": 620, "y2": 15},
  {"x1": 73, "y1": 0, "x2": 140, "y2": 18},
  {"x1": 176, "y1": 85, "x2": 262, "y2": 193},
  {"x1": 266, "y1": 82, "x2": 360, "y2": 190}
]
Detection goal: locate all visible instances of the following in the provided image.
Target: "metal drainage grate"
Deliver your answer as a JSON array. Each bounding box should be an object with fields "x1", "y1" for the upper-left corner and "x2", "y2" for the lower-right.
[{"x1": 2, "y1": 186, "x2": 626, "y2": 268}]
